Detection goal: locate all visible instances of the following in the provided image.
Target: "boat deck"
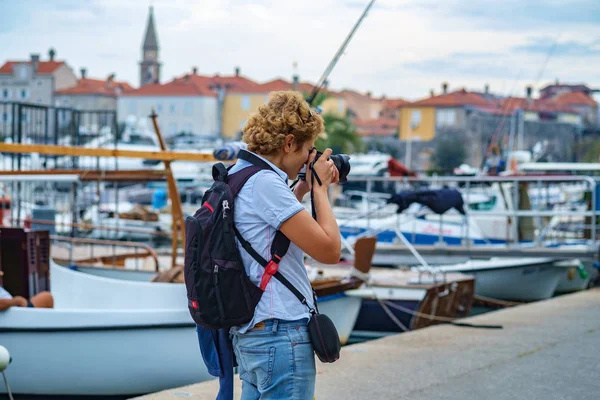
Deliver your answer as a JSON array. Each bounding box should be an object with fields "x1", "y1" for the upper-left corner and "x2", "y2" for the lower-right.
[{"x1": 133, "y1": 288, "x2": 600, "y2": 400}]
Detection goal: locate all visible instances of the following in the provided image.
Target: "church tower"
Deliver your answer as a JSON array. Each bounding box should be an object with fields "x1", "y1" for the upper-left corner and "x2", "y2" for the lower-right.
[{"x1": 139, "y1": 6, "x2": 161, "y2": 86}]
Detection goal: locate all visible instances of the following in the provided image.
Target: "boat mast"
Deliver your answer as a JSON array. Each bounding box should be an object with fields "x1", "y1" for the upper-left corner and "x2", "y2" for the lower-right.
[{"x1": 150, "y1": 110, "x2": 185, "y2": 269}]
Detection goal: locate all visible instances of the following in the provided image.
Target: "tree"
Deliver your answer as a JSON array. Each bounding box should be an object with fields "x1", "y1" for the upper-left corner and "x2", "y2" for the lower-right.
[
  {"x1": 431, "y1": 136, "x2": 467, "y2": 173},
  {"x1": 316, "y1": 112, "x2": 363, "y2": 154},
  {"x1": 304, "y1": 90, "x2": 362, "y2": 154}
]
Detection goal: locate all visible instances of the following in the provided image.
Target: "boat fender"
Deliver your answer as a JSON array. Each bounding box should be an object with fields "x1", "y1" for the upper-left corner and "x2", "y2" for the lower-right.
[{"x1": 0, "y1": 345, "x2": 11, "y2": 372}]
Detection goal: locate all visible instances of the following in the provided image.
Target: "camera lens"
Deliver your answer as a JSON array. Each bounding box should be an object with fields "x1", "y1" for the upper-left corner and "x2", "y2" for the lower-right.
[{"x1": 330, "y1": 154, "x2": 351, "y2": 183}]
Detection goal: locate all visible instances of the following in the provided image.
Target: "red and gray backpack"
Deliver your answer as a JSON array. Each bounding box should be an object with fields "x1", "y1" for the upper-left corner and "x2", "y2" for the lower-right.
[{"x1": 184, "y1": 150, "x2": 305, "y2": 329}]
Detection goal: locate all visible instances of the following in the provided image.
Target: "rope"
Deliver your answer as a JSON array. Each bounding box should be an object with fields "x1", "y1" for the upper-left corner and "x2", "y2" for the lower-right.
[
  {"x1": 2, "y1": 371, "x2": 14, "y2": 400},
  {"x1": 375, "y1": 296, "x2": 409, "y2": 332},
  {"x1": 366, "y1": 284, "x2": 504, "y2": 330}
]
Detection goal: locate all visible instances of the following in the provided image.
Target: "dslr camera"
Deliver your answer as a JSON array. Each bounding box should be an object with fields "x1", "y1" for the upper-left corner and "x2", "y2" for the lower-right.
[{"x1": 299, "y1": 148, "x2": 351, "y2": 184}]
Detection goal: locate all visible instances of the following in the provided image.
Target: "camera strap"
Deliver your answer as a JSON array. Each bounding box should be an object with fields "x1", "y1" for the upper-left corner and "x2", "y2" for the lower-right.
[{"x1": 308, "y1": 161, "x2": 323, "y2": 220}]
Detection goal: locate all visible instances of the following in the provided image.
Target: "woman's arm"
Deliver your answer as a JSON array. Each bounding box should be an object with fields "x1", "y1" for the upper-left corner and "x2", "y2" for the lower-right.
[{"x1": 280, "y1": 149, "x2": 341, "y2": 264}]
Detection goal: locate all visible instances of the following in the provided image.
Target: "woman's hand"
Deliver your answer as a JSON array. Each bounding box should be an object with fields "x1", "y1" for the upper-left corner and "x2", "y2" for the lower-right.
[
  {"x1": 294, "y1": 148, "x2": 318, "y2": 200},
  {"x1": 311, "y1": 148, "x2": 336, "y2": 188}
]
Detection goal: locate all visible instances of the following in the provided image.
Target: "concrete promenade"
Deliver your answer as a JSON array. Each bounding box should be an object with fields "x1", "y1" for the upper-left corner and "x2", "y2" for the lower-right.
[{"x1": 134, "y1": 289, "x2": 600, "y2": 400}]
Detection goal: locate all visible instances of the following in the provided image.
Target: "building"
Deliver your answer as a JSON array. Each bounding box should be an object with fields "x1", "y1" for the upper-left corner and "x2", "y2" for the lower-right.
[
  {"x1": 140, "y1": 6, "x2": 161, "y2": 87},
  {"x1": 355, "y1": 117, "x2": 398, "y2": 138},
  {"x1": 539, "y1": 82, "x2": 593, "y2": 99},
  {"x1": 399, "y1": 86, "x2": 490, "y2": 142},
  {"x1": 0, "y1": 49, "x2": 77, "y2": 106},
  {"x1": 339, "y1": 90, "x2": 383, "y2": 121},
  {"x1": 537, "y1": 83, "x2": 598, "y2": 131},
  {"x1": 219, "y1": 75, "x2": 347, "y2": 139},
  {"x1": 379, "y1": 98, "x2": 409, "y2": 121},
  {"x1": 55, "y1": 68, "x2": 133, "y2": 111},
  {"x1": 118, "y1": 74, "x2": 218, "y2": 138}
]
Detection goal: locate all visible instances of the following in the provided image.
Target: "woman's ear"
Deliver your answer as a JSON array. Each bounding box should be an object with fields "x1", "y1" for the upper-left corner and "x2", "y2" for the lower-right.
[{"x1": 283, "y1": 134, "x2": 295, "y2": 154}]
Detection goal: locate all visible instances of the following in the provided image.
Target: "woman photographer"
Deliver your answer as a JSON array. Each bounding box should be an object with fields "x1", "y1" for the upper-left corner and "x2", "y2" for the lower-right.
[{"x1": 229, "y1": 90, "x2": 341, "y2": 399}]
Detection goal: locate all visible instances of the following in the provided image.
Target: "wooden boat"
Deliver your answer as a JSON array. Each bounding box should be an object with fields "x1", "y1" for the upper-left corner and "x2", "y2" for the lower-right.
[{"x1": 314, "y1": 262, "x2": 475, "y2": 336}]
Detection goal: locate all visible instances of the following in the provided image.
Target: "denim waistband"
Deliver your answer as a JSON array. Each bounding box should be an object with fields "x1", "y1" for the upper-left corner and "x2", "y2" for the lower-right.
[{"x1": 251, "y1": 318, "x2": 309, "y2": 333}]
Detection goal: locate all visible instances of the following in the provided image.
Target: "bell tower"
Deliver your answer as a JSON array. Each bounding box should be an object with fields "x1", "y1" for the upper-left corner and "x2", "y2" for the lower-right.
[{"x1": 139, "y1": 6, "x2": 161, "y2": 86}]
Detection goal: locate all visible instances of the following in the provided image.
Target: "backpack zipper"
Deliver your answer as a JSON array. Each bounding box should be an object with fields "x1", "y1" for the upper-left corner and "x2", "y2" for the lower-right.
[{"x1": 214, "y1": 265, "x2": 225, "y2": 320}]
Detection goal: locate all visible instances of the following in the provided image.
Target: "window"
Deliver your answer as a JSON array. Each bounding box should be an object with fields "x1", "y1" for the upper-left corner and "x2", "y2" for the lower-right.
[
  {"x1": 338, "y1": 100, "x2": 345, "y2": 115},
  {"x1": 20, "y1": 89, "x2": 29, "y2": 99},
  {"x1": 170, "y1": 104, "x2": 176, "y2": 114},
  {"x1": 18, "y1": 65, "x2": 28, "y2": 80},
  {"x1": 469, "y1": 196, "x2": 497, "y2": 211},
  {"x1": 156, "y1": 103, "x2": 163, "y2": 113},
  {"x1": 241, "y1": 95, "x2": 251, "y2": 111},
  {"x1": 184, "y1": 102, "x2": 193, "y2": 116},
  {"x1": 37, "y1": 80, "x2": 42, "y2": 86},
  {"x1": 436, "y1": 109, "x2": 457, "y2": 127},
  {"x1": 184, "y1": 123, "x2": 193, "y2": 133},
  {"x1": 169, "y1": 123, "x2": 178, "y2": 136},
  {"x1": 2, "y1": 89, "x2": 9, "y2": 100},
  {"x1": 128, "y1": 101, "x2": 136, "y2": 114},
  {"x1": 36, "y1": 98, "x2": 42, "y2": 104},
  {"x1": 2, "y1": 112, "x2": 10, "y2": 123},
  {"x1": 410, "y1": 110, "x2": 421, "y2": 128}
]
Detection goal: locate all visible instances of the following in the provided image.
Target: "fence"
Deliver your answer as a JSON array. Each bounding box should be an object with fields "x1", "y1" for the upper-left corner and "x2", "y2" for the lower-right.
[{"x1": 0, "y1": 101, "x2": 118, "y2": 170}]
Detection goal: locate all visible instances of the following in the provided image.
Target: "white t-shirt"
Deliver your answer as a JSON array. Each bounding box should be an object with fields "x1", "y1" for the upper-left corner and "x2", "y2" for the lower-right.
[{"x1": 0, "y1": 286, "x2": 12, "y2": 300}]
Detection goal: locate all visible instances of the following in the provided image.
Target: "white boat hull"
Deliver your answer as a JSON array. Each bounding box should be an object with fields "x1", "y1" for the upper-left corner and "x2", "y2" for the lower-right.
[
  {"x1": 469, "y1": 265, "x2": 563, "y2": 301},
  {"x1": 433, "y1": 258, "x2": 567, "y2": 302},
  {"x1": 555, "y1": 261, "x2": 598, "y2": 293},
  {"x1": 0, "y1": 308, "x2": 208, "y2": 395},
  {"x1": 0, "y1": 263, "x2": 362, "y2": 395}
]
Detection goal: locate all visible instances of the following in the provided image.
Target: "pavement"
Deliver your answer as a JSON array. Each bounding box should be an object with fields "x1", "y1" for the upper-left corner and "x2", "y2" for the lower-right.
[{"x1": 133, "y1": 288, "x2": 600, "y2": 400}]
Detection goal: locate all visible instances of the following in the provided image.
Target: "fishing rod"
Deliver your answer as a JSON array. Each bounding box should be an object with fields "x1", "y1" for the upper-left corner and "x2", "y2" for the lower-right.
[{"x1": 306, "y1": 0, "x2": 376, "y2": 106}]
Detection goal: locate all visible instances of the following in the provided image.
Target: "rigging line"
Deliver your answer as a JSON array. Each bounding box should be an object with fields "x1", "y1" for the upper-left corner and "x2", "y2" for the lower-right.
[
  {"x1": 307, "y1": 0, "x2": 376, "y2": 106},
  {"x1": 485, "y1": 32, "x2": 562, "y2": 160}
]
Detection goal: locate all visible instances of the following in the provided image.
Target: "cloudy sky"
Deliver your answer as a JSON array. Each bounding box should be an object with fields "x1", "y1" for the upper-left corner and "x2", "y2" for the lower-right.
[{"x1": 1, "y1": 0, "x2": 598, "y2": 100}]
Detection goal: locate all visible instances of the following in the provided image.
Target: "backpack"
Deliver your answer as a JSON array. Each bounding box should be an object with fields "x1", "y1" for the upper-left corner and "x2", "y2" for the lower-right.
[{"x1": 184, "y1": 150, "x2": 292, "y2": 329}]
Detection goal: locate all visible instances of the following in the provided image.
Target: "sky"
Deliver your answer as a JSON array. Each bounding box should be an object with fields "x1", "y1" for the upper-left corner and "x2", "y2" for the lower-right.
[{"x1": 0, "y1": 0, "x2": 599, "y2": 100}]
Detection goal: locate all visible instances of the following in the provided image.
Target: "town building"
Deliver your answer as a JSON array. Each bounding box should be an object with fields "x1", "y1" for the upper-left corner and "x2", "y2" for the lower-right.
[
  {"x1": 140, "y1": 6, "x2": 161, "y2": 87},
  {"x1": 118, "y1": 73, "x2": 218, "y2": 138},
  {"x1": 0, "y1": 49, "x2": 77, "y2": 106},
  {"x1": 55, "y1": 68, "x2": 133, "y2": 111}
]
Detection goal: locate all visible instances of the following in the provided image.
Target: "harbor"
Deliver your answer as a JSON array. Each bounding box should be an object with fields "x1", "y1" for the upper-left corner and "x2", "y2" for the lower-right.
[
  {"x1": 133, "y1": 288, "x2": 600, "y2": 400},
  {"x1": 1, "y1": 1, "x2": 600, "y2": 399}
]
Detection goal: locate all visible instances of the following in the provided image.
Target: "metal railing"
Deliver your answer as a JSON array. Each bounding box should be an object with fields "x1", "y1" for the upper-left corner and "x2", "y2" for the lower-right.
[{"x1": 339, "y1": 174, "x2": 599, "y2": 249}]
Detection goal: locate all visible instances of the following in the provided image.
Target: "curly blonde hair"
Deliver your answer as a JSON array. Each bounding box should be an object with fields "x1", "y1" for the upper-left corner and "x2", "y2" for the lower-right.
[{"x1": 242, "y1": 91, "x2": 324, "y2": 155}]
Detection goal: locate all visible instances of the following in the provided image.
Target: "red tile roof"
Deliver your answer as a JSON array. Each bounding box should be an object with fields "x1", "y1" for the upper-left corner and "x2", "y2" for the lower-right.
[
  {"x1": 0, "y1": 60, "x2": 65, "y2": 75},
  {"x1": 259, "y1": 79, "x2": 343, "y2": 97},
  {"x1": 172, "y1": 74, "x2": 264, "y2": 94},
  {"x1": 408, "y1": 89, "x2": 491, "y2": 107},
  {"x1": 383, "y1": 98, "x2": 410, "y2": 109},
  {"x1": 121, "y1": 76, "x2": 217, "y2": 97},
  {"x1": 55, "y1": 78, "x2": 134, "y2": 96},
  {"x1": 551, "y1": 91, "x2": 597, "y2": 107},
  {"x1": 498, "y1": 97, "x2": 577, "y2": 114},
  {"x1": 355, "y1": 117, "x2": 398, "y2": 136}
]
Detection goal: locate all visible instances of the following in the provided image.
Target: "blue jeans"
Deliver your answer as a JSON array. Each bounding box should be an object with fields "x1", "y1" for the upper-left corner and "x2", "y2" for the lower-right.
[{"x1": 231, "y1": 318, "x2": 316, "y2": 400}]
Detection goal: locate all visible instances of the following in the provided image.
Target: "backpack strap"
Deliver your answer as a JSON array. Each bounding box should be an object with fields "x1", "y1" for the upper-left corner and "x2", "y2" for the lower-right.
[
  {"x1": 233, "y1": 226, "x2": 312, "y2": 311},
  {"x1": 230, "y1": 150, "x2": 313, "y2": 308}
]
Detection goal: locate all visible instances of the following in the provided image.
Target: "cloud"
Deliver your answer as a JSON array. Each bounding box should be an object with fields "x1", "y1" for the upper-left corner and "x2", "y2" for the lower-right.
[
  {"x1": 0, "y1": 0, "x2": 598, "y2": 99},
  {"x1": 401, "y1": 52, "x2": 509, "y2": 78},
  {"x1": 514, "y1": 37, "x2": 600, "y2": 56}
]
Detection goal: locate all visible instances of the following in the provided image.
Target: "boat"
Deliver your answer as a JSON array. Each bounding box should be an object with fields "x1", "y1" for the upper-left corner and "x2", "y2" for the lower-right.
[
  {"x1": 0, "y1": 235, "x2": 373, "y2": 396},
  {"x1": 554, "y1": 259, "x2": 599, "y2": 293},
  {"x1": 312, "y1": 263, "x2": 475, "y2": 336},
  {"x1": 431, "y1": 257, "x2": 571, "y2": 302}
]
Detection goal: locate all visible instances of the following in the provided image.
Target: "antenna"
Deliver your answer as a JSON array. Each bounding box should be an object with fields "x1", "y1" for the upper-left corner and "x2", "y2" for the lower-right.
[{"x1": 306, "y1": 0, "x2": 376, "y2": 106}]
